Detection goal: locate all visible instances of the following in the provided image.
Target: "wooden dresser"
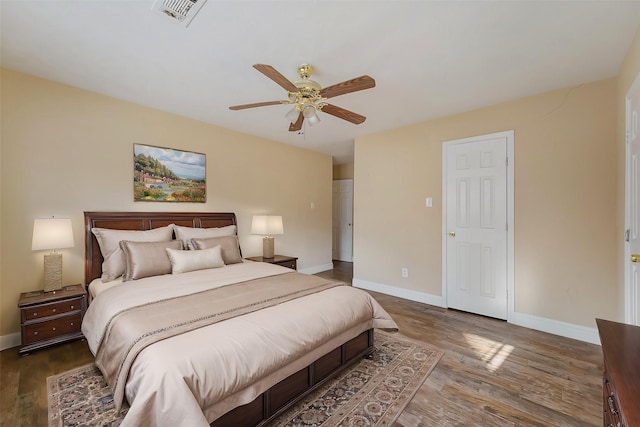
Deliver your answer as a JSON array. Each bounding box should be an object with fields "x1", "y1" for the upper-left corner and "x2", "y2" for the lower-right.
[{"x1": 596, "y1": 318, "x2": 640, "y2": 427}]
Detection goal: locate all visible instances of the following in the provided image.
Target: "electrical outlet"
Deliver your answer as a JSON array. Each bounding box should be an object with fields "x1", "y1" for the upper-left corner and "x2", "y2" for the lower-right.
[{"x1": 401, "y1": 268, "x2": 408, "y2": 278}]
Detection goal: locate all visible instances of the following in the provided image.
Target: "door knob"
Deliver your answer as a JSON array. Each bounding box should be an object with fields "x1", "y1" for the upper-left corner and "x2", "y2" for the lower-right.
[
  {"x1": 448, "y1": 231, "x2": 456, "y2": 237},
  {"x1": 632, "y1": 254, "x2": 640, "y2": 263}
]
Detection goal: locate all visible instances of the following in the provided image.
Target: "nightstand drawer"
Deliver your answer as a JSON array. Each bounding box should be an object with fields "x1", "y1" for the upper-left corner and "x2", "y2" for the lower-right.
[
  {"x1": 245, "y1": 255, "x2": 298, "y2": 271},
  {"x1": 23, "y1": 313, "x2": 82, "y2": 345},
  {"x1": 22, "y1": 297, "x2": 84, "y2": 321},
  {"x1": 277, "y1": 260, "x2": 296, "y2": 269}
]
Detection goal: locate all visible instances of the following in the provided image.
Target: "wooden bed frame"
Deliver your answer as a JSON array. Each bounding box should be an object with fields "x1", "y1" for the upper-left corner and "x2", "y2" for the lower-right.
[{"x1": 84, "y1": 211, "x2": 374, "y2": 426}]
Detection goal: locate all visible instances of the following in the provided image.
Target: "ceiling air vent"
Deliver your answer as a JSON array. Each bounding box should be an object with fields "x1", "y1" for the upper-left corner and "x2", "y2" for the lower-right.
[{"x1": 151, "y1": 0, "x2": 207, "y2": 27}]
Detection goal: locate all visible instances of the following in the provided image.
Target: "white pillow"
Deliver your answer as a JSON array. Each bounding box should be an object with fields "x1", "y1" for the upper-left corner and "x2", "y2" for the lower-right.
[
  {"x1": 166, "y1": 245, "x2": 225, "y2": 274},
  {"x1": 91, "y1": 225, "x2": 174, "y2": 282},
  {"x1": 174, "y1": 225, "x2": 237, "y2": 249}
]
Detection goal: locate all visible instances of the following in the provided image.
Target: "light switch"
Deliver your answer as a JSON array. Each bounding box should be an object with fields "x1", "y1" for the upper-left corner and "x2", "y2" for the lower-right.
[{"x1": 426, "y1": 197, "x2": 433, "y2": 207}]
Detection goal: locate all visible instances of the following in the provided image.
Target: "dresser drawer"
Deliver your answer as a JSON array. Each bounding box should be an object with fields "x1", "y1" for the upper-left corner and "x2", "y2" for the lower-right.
[
  {"x1": 605, "y1": 393, "x2": 623, "y2": 427},
  {"x1": 23, "y1": 313, "x2": 82, "y2": 345},
  {"x1": 21, "y1": 297, "x2": 83, "y2": 321},
  {"x1": 604, "y1": 373, "x2": 624, "y2": 427}
]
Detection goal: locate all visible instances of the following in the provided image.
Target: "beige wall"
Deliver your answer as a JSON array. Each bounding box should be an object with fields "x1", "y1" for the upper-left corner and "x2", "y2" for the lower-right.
[
  {"x1": 333, "y1": 163, "x2": 354, "y2": 180},
  {"x1": 354, "y1": 77, "x2": 618, "y2": 328},
  {"x1": 0, "y1": 69, "x2": 333, "y2": 337}
]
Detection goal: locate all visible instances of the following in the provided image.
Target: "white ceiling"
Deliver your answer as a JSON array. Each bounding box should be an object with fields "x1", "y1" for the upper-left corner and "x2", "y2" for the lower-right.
[{"x1": 2, "y1": 1, "x2": 639, "y2": 164}]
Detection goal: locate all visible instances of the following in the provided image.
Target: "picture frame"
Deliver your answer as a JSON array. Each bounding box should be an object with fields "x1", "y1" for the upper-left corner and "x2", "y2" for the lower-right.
[{"x1": 133, "y1": 143, "x2": 206, "y2": 203}]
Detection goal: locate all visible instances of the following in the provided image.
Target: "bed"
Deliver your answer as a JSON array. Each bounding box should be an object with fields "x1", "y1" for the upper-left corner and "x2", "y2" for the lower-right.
[{"x1": 81, "y1": 211, "x2": 398, "y2": 427}]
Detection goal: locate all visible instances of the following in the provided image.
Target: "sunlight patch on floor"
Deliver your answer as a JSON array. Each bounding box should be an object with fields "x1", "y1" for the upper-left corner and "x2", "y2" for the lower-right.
[{"x1": 463, "y1": 333, "x2": 514, "y2": 372}]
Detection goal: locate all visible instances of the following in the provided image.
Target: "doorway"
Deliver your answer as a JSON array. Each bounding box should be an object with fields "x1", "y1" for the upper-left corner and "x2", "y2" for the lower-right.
[
  {"x1": 442, "y1": 131, "x2": 514, "y2": 320},
  {"x1": 332, "y1": 179, "x2": 353, "y2": 262}
]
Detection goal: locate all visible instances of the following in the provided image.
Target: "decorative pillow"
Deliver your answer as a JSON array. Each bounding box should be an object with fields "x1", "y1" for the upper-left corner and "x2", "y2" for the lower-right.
[
  {"x1": 190, "y1": 235, "x2": 242, "y2": 264},
  {"x1": 91, "y1": 225, "x2": 175, "y2": 282},
  {"x1": 120, "y1": 239, "x2": 183, "y2": 281},
  {"x1": 174, "y1": 225, "x2": 237, "y2": 249},
  {"x1": 166, "y1": 245, "x2": 225, "y2": 274}
]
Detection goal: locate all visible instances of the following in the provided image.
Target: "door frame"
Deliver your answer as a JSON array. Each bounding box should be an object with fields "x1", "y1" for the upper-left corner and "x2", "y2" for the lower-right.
[
  {"x1": 624, "y1": 72, "x2": 640, "y2": 325},
  {"x1": 441, "y1": 130, "x2": 515, "y2": 321}
]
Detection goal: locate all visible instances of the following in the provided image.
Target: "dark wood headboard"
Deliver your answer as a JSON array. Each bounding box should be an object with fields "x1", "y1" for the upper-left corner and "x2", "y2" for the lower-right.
[{"x1": 84, "y1": 211, "x2": 238, "y2": 284}]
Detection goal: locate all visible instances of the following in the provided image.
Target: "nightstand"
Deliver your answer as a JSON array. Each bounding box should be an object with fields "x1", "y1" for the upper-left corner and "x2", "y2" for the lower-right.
[
  {"x1": 18, "y1": 284, "x2": 87, "y2": 355},
  {"x1": 245, "y1": 255, "x2": 298, "y2": 270}
]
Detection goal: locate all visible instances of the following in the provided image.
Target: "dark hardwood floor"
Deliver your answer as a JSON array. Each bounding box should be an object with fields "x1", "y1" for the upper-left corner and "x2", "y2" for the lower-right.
[{"x1": 0, "y1": 261, "x2": 602, "y2": 426}]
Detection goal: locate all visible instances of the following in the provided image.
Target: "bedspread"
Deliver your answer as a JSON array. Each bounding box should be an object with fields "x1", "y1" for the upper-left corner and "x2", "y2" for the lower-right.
[{"x1": 82, "y1": 262, "x2": 398, "y2": 427}]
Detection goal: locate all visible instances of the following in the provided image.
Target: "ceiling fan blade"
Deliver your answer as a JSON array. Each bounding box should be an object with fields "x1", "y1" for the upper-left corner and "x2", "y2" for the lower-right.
[
  {"x1": 229, "y1": 100, "x2": 286, "y2": 110},
  {"x1": 320, "y1": 75, "x2": 375, "y2": 99},
  {"x1": 321, "y1": 104, "x2": 366, "y2": 125},
  {"x1": 253, "y1": 64, "x2": 298, "y2": 93},
  {"x1": 289, "y1": 112, "x2": 304, "y2": 132}
]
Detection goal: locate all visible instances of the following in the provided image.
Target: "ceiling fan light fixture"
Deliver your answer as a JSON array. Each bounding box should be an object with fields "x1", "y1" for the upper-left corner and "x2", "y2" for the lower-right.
[
  {"x1": 285, "y1": 106, "x2": 299, "y2": 122},
  {"x1": 302, "y1": 103, "x2": 317, "y2": 119},
  {"x1": 307, "y1": 112, "x2": 320, "y2": 126}
]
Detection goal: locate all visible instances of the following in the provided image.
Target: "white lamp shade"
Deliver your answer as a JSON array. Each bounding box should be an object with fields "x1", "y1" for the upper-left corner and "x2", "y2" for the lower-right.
[
  {"x1": 302, "y1": 104, "x2": 316, "y2": 119},
  {"x1": 285, "y1": 107, "x2": 299, "y2": 122},
  {"x1": 251, "y1": 215, "x2": 284, "y2": 236},
  {"x1": 307, "y1": 111, "x2": 320, "y2": 126},
  {"x1": 32, "y1": 218, "x2": 75, "y2": 250}
]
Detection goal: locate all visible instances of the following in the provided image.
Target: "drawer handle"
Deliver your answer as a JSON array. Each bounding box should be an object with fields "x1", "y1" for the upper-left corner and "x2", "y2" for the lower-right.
[
  {"x1": 34, "y1": 331, "x2": 38, "y2": 335},
  {"x1": 70, "y1": 305, "x2": 74, "y2": 309},
  {"x1": 70, "y1": 322, "x2": 74, "y2": 326},
  {"x1": 52, "y1": 327, "x2": 56, "y2": 331},
  {"x1": 52, "y1": 309, "x2": 56, "y2": 313},
  {"x1": 33, "y1": 313, "x2": 38, "y2": 317},
  {"x1": 608, "y1": 395, "x2": 618, "y2": 415}
]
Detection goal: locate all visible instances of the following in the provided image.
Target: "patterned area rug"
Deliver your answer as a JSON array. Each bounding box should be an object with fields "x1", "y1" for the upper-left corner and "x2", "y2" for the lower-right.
[{"x1": 48, "y1": 330, "x2": 442, "y2": 427}]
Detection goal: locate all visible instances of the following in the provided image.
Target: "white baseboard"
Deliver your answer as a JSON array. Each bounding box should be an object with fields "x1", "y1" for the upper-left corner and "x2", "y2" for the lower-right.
[
  {"x1": 510, "y1": 311, "x2": 600, "y2": 345},
  {"x1": 301, "y1": 262, "x2": 334, "y2": 275},
  {"x1": 353, "y1": 278, "x2": 600, "y2": 345},
  {"x1": 352, "y1": 278, "x2": 444, "y2": 307},
  {"x1": 0, "y1": 332, "x2": 21, "y2": 352}
]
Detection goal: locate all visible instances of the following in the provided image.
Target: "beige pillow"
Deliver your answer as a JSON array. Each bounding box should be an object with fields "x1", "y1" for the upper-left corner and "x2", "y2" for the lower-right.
[
  {"x1": 190, "y1": 235, "x2": 242, "y2": 264},
  {"x1": 166, "y1": 245, "x2": 225, "y2": 274},
  {"x1": 92, "y1": 225, "x2": 175, "y2": 281},
  {"x1": 174, "y1": 225, "x2": 237, "y2": 249},
  {"x1": 120, "y1": 239, "x2": 183, "y2": 281}
]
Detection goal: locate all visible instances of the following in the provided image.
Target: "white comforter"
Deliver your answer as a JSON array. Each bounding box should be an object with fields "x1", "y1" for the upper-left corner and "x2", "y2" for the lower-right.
[{"x1": 82, "y1": 262, "x2": 398, "y2": 427}]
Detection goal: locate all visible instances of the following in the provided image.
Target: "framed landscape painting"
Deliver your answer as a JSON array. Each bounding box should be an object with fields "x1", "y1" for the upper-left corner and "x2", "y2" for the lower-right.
[{"x1": 133, "y1": 144, "x2": 206, "y2": 202}]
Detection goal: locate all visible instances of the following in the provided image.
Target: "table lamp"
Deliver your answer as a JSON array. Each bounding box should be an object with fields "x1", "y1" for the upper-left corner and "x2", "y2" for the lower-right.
[
  {"x1": 251, "y1": 215, "x2": 284, "y2": 259},
  {"x1": 32, "y1": 218, "x2": 74, "y2": 292}
]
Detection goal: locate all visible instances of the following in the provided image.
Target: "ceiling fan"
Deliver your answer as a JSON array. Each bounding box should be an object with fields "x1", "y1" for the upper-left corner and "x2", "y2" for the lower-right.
[{"x1": 229, "y1": 64, "x2": 375, "y2": 132}]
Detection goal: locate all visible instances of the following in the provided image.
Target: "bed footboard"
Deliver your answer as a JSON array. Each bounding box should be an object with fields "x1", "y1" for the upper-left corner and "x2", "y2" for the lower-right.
[{"x1": 211, "y1": 329, "x2": 374, "y2": 427}]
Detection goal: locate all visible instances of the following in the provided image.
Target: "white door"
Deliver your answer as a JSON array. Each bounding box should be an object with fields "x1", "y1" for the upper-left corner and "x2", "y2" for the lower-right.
[
  {"x1": 444, "y1": 134, "x2": 509, "y2": 320},
  {"x1": 625, "y1": 72, "x2": 640, "y2": 326},
  {"x1": 332, "y1": 179, "x2": 353, "y2": 262}
]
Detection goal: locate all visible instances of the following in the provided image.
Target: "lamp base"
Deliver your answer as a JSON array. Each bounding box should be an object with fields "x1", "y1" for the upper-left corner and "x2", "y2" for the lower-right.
[
  {"x1": 262, "y1": 236, "x2": 275, "y2": 259},
  {"x1": 43, "y1": 252, "x2": 63, "y2": 292}
]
